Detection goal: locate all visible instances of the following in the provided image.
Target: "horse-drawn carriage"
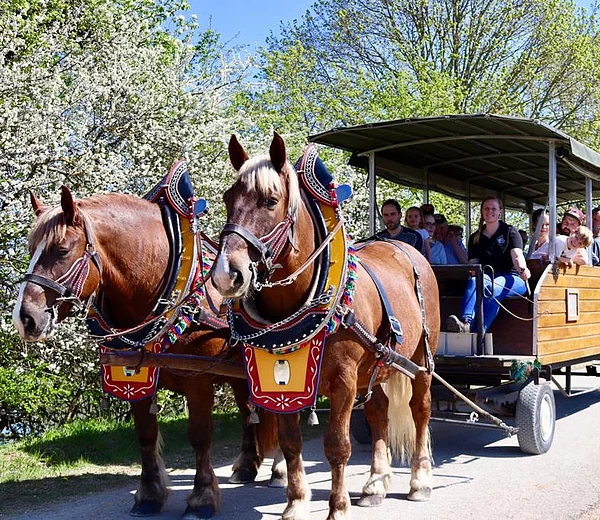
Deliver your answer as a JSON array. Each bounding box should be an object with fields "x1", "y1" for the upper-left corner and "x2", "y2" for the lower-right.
[
  {"x1": 12, "y1": 114, "x2": 600, "y2": 519},
  {"x1": 310, "y1": 113, "x2": 600, "y2": 455}
]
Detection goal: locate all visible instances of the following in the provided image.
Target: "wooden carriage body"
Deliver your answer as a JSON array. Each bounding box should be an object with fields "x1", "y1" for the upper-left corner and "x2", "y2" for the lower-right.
[{"x1": 310, "y1": 114, "x2": 600, "y2": 453}]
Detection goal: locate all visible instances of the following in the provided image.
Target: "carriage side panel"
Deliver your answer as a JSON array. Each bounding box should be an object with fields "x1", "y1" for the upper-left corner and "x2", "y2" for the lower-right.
[{"x1": 535, "y1": 265, "x2": 600, "y2": 365}]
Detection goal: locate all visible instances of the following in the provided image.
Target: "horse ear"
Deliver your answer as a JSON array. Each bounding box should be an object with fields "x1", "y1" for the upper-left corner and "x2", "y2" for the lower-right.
[
  {"x1": 29, "y1": 190, "x2": 47, "y2": 217},
  {"x1": 269, "y1": 132, "x2": 287, "y2": 173},
  {"x1": 60, "y1": 185, "x2": 79, "y2": 224},
  {"x1": 229, "y1": 134, "x2": 249, "y2": 171}
]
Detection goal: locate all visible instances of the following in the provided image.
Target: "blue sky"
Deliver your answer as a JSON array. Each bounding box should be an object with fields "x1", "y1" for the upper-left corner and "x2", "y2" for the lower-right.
[
  {"x1": 187, "y1": 0, "x2": 315, "y2": 48},
  {"x1": 186, "y1": 0, "x2": 596, "y2": 48}
]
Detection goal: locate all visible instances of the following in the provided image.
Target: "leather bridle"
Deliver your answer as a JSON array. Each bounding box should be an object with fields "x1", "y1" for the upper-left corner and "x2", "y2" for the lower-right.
[{"x1": 23, "y1": 211, "x2": 102, "y2": 314}]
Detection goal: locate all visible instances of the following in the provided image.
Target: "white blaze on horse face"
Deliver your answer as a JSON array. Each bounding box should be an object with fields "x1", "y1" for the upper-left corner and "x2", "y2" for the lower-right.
[
  {"x1": 213, "y1": 243, "x2": 236, "y2": 294},
  {"x1": 213, "y1": 238, "x2": 252, "y2": 298},
  {"x1": 12, "y1": 240, "x2": 46, "y2": 338}
]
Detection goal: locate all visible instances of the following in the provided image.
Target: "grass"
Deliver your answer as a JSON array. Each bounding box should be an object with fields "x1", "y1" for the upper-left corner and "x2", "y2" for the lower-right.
[{"x1": 0, "y1": 410, "x2": 328, "y2": 515}]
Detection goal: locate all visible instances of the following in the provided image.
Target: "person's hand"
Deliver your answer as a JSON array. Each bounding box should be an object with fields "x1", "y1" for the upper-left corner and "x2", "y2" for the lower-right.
[{"x1": 519, "y1": 267, "x2": 531, "y2": 280}]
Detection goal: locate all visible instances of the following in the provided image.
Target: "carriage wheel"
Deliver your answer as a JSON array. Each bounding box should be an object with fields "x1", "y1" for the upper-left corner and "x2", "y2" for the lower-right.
[
  {"x1": 350, "y1": 408, "x2": 372, "y2": 445},
  {"x1": 516, "y1": 381, "x2": 556, "y2": 455}
]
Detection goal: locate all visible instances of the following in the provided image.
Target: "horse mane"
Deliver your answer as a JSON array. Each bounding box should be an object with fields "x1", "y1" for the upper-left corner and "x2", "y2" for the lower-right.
[
  {"x1": 237, "y1": 155, "x2": 301, "y2": 217},
  {"x1": 28, "y1": 193, "x2": 146, "y2": 252}
]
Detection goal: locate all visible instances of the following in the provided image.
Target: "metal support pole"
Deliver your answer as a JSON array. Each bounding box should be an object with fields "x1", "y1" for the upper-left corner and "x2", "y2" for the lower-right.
[
  {"x1": 474, "y1": 264, "x2": 486, "y2": 354},
  {"x1": 586, "y1": 176, "x2": 593, "y2": 264},
  {"x1": 548, "y1": 142, "x2": 557, "y2": 263},
  {"x1": 369, "y1": 152, "x2": 376, "y2": 235}
]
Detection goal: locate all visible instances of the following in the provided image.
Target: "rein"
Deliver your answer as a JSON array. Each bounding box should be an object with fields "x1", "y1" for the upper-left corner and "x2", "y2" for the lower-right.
[{"x1": 23, "y1": 211, "x2": 103, "y2": 314}]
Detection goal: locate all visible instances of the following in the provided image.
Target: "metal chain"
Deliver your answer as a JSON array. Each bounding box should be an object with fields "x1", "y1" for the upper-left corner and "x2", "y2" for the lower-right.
[{"x1": 228, "y1": 287, "x2": 335, "y2": 342}]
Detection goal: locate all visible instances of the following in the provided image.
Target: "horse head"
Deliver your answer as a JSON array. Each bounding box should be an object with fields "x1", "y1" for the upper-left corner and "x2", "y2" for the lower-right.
[
  {"x1": 12, "y1": 186, "x2": 103, "y2": 341},
  {"x1": 212, "y1": 132, "x2": 303, "y2": 300}
]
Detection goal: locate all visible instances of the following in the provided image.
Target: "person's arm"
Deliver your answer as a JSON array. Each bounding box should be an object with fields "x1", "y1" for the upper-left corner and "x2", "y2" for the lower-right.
[
  {"x1": 511, "y1": 248, "x2": 531, "y2": 280},
  {"x1": 450, "y1": 237, "x2": 469, "y2": 264},
  {"x1": 423, "y1": 237, "x2": 431, "y2": 261},
  {"x1": 571, "y1": 248, "x2": 589, "y2": 266}
]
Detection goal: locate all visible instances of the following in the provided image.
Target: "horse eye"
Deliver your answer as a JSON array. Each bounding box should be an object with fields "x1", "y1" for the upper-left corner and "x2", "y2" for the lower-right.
[
  {"x1": 55, "y1": 245, "x2": 70, "y2": 256},
  {"x1": 263, "y1": 197, "x2": 278, "y2": 209}
]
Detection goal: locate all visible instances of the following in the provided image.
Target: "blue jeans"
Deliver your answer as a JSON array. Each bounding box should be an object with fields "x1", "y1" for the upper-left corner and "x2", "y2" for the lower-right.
[{"x1": 461, "y1": 273, "x2": 527, "y2": 332}]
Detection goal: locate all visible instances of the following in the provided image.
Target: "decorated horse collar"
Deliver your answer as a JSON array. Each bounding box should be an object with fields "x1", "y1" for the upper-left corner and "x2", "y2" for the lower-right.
[
  {"x1": 86, "y1": 160, "x2": 210, "y2": 350},
  {"x1": 227, "y1": 145, "x2": 354, "y2": 353}
]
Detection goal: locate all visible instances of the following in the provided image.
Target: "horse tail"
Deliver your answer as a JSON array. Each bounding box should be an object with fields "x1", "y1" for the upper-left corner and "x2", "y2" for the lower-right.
[
  {"x1": 386, "y1": 371, "x2": 417, "y2": 464},
  {"x1": 257, "y1": 409, "x2": 279, "y2": 458}
]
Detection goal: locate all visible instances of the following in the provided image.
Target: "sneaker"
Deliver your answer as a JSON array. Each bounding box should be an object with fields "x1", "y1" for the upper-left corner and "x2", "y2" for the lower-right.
[{"x1": 446, "y1": 315, "x2": 470, "y2": 333}]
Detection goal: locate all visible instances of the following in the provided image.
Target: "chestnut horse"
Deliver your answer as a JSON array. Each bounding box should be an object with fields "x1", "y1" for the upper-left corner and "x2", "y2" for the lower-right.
[
  {"x1": 212, "y1": 133, "x2": 440, "y2": 520},
  {"x1": 11, "y1": 187, "x2": 278, "y2": 519}
]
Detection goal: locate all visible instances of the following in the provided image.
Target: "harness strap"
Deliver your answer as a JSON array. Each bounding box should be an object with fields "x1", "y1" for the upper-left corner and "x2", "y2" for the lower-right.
[
  {"x1": 357, "y1": 259, "x2": 403, "y2": 345},
  {"x1": 221, "y1": 223, "x2": 271, "y2": 259},
  {"x1": 373, "y1": 237, "x2": 435, "y2": 372},
  {"x1": 192, "y1": 307, "x2": 228, "y2": 330},
  {"x1": 340, "y1": 308, "x2": 420, "y2": 379},
  {"x1": 23, "y1": 273, "x2": 69, "y2": 297}
]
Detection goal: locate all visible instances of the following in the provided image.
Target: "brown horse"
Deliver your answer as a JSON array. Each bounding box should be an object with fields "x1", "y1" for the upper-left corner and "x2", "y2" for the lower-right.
[
  {"x1": 11, "y1": 186, "x2": 279, "y2": 519},
  {"x1": 211, "y1": 133, "x2": 440, "y2": 520}
]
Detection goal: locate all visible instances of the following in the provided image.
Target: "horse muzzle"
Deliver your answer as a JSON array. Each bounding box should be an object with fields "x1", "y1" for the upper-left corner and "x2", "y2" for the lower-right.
[
  {"x1": 12, "y1": 291, "x2": 56, "y2": 341},
  {"x1": 212, "y1": 247, "x2": 253, "y2": 299}
]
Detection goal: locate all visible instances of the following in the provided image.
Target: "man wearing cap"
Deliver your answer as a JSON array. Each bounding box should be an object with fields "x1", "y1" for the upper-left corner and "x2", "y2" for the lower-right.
[
  {"x1": 560, "y1": 207, "x2": 589, "y2": 265},
  {"x1": 560, "y1": 207, "x2": 584, "y2": 236},
  {"x1": 377, "y1": 199, "x2": 424, "y2": 254}
]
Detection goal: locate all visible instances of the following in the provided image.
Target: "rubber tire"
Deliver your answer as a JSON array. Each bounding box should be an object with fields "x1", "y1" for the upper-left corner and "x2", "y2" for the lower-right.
[
  {"x1": 516, "y1": 381, "x2": 556, "y2": 455},
  {"x1": 350, "y1": 408, "x2": 372, "y2": 445}
]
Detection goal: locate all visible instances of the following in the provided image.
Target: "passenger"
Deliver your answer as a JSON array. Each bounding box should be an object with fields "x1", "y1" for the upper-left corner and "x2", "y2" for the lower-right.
[
  {"x1": 444, "y1": 221, "x2": 468, "y2": 264},
  {"x1": 433, "y1": 213, "x2": 448, "y2": 242},
  {"x1": 420, "y1": 203, "x2": 435, "y2": 218},
  {"x1": 446, "y1": 196, "x2": 530, "y2": 334},
  {"x1": 557, "y1": 225, "x2": 593, "y2": 267},
  {"x1": 558, "y1": 207, "x2": 588, "y2": 264},
  {"x1": 591, "y1": 207, "x2": 600, "y2": 266},
  {"x1": 528, "y1": 208, "x2": 551, "y2": 261},
  {"x1": 405, "y1": 206, "x2": 431, "y2": 260},
  {"x1": 423, "y1": 214, "x2": 447, "y2": 264},
  {"x1": 376, "y1": 199, "x2": 424, "y2": 254},
  {"x1": 560, "y1": 207, "x2": 584, "y2": 235}
]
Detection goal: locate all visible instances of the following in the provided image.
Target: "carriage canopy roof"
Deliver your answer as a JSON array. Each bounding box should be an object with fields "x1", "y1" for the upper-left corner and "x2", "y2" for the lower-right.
[{"x1": 309, "y1": 114, "x2": 600, "y2": 210}]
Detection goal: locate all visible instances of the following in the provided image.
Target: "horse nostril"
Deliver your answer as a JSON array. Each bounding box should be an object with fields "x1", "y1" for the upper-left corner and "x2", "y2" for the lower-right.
[
  {"x1": 20, "y1": 309, "x2": 34, "y2": 331},
  {"x1": 231, "y1": 269, "x2": 244, "y2": 287}
]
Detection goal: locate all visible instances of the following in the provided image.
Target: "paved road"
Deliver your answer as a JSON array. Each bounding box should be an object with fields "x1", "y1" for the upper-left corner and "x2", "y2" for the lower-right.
[{"x1": 7, "y1": 373, "x2": 600, "y2": 520}]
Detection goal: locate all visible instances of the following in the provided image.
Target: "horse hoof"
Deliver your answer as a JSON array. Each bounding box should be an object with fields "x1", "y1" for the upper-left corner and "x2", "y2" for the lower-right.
[
  {"x1": 228, "y1": 468, "x2": 258, "y2": 483},
  {"x1": 407, "y1": 487, "x2": 431, "y2": 502},
  {"x1": 182, "y1": 504, "x2": 216, "y2": 520},
  {"x1": 357, "y1": 494, "x2": 384, "y2": 507},
  {"x1": 129, "y1": 499, "x2": 163, "y2": 516},
  {"x1": 268, "y1": 475, "x2": 287, "y2": 488}
]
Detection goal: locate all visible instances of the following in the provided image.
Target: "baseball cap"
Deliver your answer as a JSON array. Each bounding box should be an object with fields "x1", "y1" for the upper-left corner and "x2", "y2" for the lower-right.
[
  {"x1": 564, "y1": 207, "x2": 584, "y2": 225},
  {"x1": 434, "y1": 213, "x2": 447, "y2": 224}
]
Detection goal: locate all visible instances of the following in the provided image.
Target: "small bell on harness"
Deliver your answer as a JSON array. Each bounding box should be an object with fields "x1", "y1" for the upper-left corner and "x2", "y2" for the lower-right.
[
  {"x1": 248, "y1": 403, "x2": 260, "y2": 424},
  {"x1": 149, "y1": 396, "x2": 158, "y2": 415},
  {"x1": 307, "y1": 406, "x2": 319, "y2": 426},
  {"x1": 100, "y1": 395, "x2": 109, "y2": 411}
]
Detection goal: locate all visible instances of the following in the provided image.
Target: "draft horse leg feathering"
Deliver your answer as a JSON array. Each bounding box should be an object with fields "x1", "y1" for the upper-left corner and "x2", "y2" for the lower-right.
[
  {"x1": 12, "y1": 185, "x2": 279, "y2": 519},
  {"x1": 212, "y1": 132, "x2": 440, "y2": 520}
]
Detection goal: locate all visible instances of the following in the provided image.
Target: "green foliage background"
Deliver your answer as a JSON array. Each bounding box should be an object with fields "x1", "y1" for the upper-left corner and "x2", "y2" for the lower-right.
[{"x1": 2, "y1": 0, "x2": 600, "y2": 437}]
